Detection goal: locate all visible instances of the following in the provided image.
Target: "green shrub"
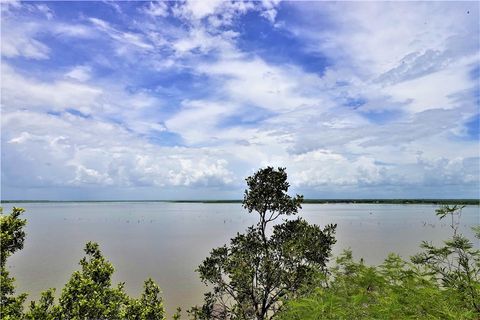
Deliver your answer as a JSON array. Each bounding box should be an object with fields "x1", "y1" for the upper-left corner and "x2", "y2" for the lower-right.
[{"x1": 279, "y1": 205, "x2": 480, "y2": 320}]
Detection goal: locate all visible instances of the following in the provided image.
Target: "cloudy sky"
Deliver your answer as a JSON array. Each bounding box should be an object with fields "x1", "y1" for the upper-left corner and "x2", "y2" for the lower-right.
[{"x1": 1, "y1": 1, "x2": 479, "y2": 200}]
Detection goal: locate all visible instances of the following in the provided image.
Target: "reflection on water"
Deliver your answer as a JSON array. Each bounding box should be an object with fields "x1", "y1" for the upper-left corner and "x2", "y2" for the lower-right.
[{"x1": 3, "y1": 202, "x2": 479, "y2": 315}]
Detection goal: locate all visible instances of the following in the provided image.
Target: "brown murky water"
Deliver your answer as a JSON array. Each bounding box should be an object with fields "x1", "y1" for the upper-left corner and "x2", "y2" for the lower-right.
[{"x1": 3, "y1": 202, "x2": 479, "y2": 316}]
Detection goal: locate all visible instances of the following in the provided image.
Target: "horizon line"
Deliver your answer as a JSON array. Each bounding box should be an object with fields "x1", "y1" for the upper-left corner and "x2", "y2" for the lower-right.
[{"x1": 1, "y1": 198, "x2": 479, "y2": 205}]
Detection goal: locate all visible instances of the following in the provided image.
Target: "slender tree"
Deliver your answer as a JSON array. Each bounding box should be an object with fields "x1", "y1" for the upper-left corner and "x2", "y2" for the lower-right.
[{"x1": 193, "y1": 167, "x2": 336, "y2": 319}]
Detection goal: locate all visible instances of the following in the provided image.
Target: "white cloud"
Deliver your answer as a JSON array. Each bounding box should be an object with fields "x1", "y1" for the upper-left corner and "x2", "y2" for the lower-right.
[
  {"x1": 35, "y1": 4, "x2": 54, "y2": 20},
  {"x1": 2, "y1": 110, "x2": 236, "y2": 189},
  {"x1": 171, "y1": 0, "x2": 258, "y2": 28},
  {"x1": 1, "y1": 64, "x2": 102, "y2": 114},
  {"x1": 289, "y1": 150, "x2": 383, "y2": 187},
  {"x1": 198, "y1": 57, "x2": 321, "y2": 112},
  {"x1": 384, "y1": 60, "x2": 475, "y2": 113},
  {"x1": 176, "y1": 0, "x2": 224, "y2": 20},
  {"x1": 165, "y1": 100, "x2": 231, "y2": 144},
  {"x1": 1, "y1": 62, "x2": 170, "y2": 141},
  {"x1": 259, "y1": 0, "x2": 281, "y2": 23},
  {"x1": 103, "y1": 1, "x2": 122, "y2": 14},
  {"x1": 65, "y1": 66, "x2": 92, "y2": 82},
  {"x1": 89, "y1": 17, "x2": 154, "y2": 51},
  {"x1": 303, "y1": 2, "x2": 473, "y2": 76},
  {"x1": 286, "y1": 2, "x2": 478, "y2": 110},
  {"x1": 142, "y1": 1, "x2": 169, "y2": 17},
  {"x1": 0, "y1": 0, "x2": 21, "y2": 11},
  {"x1": 1, "y1": 21, "x2": 50, "y2": 59},
  {"x1": 51, "y1": 23, "x2": 96, "y2": 38},
  {"x1": 173, "y1": 27, "x2": 219, "y2": 54}
]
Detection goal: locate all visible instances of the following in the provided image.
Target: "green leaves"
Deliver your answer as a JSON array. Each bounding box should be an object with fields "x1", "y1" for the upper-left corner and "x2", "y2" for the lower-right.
[
  {"x1": 0, "y1": 207, "x2": 28, "y2": 319},
  {"x1": 0, "y1": 207, "x2": 26, "y2": 267},
  {"x1": 56, "y1": 242, "x2": 126, "y2": 319},
  {"x1": 279, "y1": 249, "x2": 478, "y2": 320},
  {"x1": 435, "y1": 204, "x2": 465, "y2": 220},
  {"x1": 412, "y1": 206, "x2": 480, "y2": 313},
  {"x1": 125, "y1": 278, "x2": 166, "y2": 320},
  {"x1": 243, "y1": 167, "x2": 303, "y2": 221},
  {"x1": 26, "y1": 289, "x2": 58, "y2": 320}
]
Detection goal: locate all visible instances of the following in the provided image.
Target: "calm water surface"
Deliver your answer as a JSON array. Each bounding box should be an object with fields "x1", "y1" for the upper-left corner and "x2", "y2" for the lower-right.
[{"x1": 3, "y1": 202, "x2": 479, "y2": 315}]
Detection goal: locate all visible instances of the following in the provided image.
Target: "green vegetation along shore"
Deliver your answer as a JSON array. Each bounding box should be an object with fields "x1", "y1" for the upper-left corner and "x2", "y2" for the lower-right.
[{"x1": 2, "y1": 198, "x2": 479, "y2": 205}]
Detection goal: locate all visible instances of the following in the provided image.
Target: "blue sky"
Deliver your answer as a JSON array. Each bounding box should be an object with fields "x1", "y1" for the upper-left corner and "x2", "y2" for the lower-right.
[{"x1": 1, "y1": 1, "x2": 479, "y2": 200}]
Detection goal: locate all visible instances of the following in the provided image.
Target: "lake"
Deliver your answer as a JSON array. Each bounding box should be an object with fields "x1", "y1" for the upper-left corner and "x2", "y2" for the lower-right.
[{"x1": 3, "y1": 202, "x2": 479, "y2": 315}]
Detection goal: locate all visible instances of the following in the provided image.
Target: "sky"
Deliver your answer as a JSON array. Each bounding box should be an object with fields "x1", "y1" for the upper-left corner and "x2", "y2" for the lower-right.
[{"x1": 1, "y1": 1, "x2": 479, "y2": 200}]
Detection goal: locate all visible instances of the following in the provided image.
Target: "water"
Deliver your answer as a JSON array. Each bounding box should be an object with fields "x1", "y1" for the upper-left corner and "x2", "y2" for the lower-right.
[{"x1": 2, "y1": 202, "x2": 479, "y2": 315}]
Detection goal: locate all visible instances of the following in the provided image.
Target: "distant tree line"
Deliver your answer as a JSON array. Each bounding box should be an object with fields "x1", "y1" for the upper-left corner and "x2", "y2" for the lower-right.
[
  {"x1": 1, "y1": 168, "x2": 479, "y2": 319},
  {"x1": 2, "y1": 199, "x2": 478, "y2": 205}
]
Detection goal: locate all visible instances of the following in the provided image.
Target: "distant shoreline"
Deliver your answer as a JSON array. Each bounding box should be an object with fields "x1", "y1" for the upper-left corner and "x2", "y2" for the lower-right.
[{"x1": 1, "y1": 199, "x2": 479, "y2": 205}]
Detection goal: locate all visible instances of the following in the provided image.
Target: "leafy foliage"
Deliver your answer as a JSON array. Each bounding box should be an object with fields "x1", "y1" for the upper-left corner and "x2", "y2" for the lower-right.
[
  {"x1": 0, "y1": 207, "x2": 28, "y2": 319},
  {"x1": 278, "y1": 205, "x2": 480, "y2": 319},
  {"x1": 124, "y1": 278, "x2": 167, "y2": 319},
  {"x1": 25, "y1": 289, "x2": 57, "y2": 320},
  {"x1": 25, "y1": 242, "x2": 167, "y2": 319},
  {"x1": 279, "y1": 250, "x2": 478, "y2": 319},
  {"x1": 243, "y1": 167, "x2": 304, "y2": 229},
  {"x1": 192, "y1": 167, "x2": 336, "y2": 319},
  {"x1": 53, "y1": 241, "x2": 130, "y2": 319},
  {"x1": 411, "y1": 205, "x2": 480, "y2": 313}
]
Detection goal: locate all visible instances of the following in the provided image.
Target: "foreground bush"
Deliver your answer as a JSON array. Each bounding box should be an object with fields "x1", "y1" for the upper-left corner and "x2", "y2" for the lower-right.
[
  {"x1": 278, "y1": 205, "x2": 480, "y2": 320},
  {"x1": 278, "y1": 251, "x2": 477, "y2": 319}
]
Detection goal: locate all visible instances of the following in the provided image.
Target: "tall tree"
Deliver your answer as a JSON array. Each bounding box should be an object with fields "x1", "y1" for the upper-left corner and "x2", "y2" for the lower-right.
[{"x1": 193, "y1": 167, "x2": 336, "y2": 319}]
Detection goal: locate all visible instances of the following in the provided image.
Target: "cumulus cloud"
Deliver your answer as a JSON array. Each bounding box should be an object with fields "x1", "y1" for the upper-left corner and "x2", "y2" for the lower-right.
[{"x1": 2, "y1": 110, "x2": 235, "y2": 189}]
